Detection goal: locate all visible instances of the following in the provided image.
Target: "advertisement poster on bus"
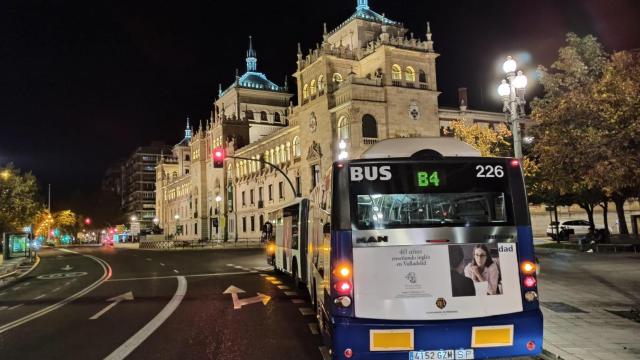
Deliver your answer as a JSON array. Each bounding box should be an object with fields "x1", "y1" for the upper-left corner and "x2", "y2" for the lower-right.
[{"x1": 353, "y1": 240, "x2": 522, "y2": 320}]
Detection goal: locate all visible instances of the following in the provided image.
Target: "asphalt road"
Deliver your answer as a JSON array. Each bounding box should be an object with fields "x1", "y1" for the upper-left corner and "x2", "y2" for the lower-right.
[{"x1": 0, "y1": 246, "x2": 324, "y2": 359}]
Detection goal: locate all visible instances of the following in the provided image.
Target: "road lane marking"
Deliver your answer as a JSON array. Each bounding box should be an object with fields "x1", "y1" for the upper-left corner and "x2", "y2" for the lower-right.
[
  {"x1": 259, "y1": 274, "x2": 268, "y2": 277},
  {"x1": 270, "y1": 281, "x2": 282, "y2": 285},
  {"x1": 34, "y1": 294, "x2": 46, "y2": 300},
  {"x1": 265, "y1": 277, "x2": 276, "y2": 281},
  {"x1": 308, "y1": 323, "x2": 320, "y2": 335},
  {"x1": 0, "y1": 250, "x2": 112, "y2": 334},
  {"x1": 299, "y1": 308, "x2": 315, "y2": 316},
  {"x1": 9, "y1": 304, "x2": 23, "y2": 310},
  {"x1": 226, "y1": 264, "x2": 234, "y2": 266},
  {"x1": 90, "y1": 292, "x2": 134, "y2": 320},
  {"x1": 145, "y1": 258, "x2": 152, "y2": 261},
  {"x1": 173, "y1": 269, "x2": 179, "y2": 274},
  {"x1": 284, "y1": 291, "x2": 297, "y2": 296},
  {"x1": 64, "y1": 282, "x2": 71, "y2": 286},
  {"x1": 223, "y1": 286, "x2": 271, "y2": 309},
  {"x1": 277, "y1": 285, "x2": 290, "y2": 290},
  {"x1": 107, "y1": 271, "x2": 253, "y2": 282},
  {"x1": 0, "y1": 291, "x2": 7, "y2": 296},
  {"x1": 51, "y1": 287, "x2": 61, "y2": 293},
  {"x1": 291, "y1": 299, "x2": 305, "y2": 304},
  {"x1": 159, "y1": 263, "x2": 165, "y2": 266},
  {"x1": 105, "y1": 276, "x2": 187, "y2": 360}
]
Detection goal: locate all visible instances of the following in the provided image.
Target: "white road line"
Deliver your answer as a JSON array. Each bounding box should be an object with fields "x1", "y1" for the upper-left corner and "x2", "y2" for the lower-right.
[
  {"x1": 9, "y1": 304, "x2": 23, "y2": 310},
  {"x1": 277, "y1": 285, "x2": 290, "y2": 290},
  {"x1": 108, "y1": 271, "x2": 253, "y2": 282},
  {"x1": 308, "y1": 323, "x2": 319, "y2": 335},
  {"x1": 299, "y1": 308, "x2": 315, "y2": 316},
  {"x1": 0, "y1": 292, "x2": 7, "y2": 296},
  {"x1": 34, "y1": 294, "x2": 46, "y2": 300},
  {"x1": 284, "y1": 291, "x2": 298, "y2": 296},
  {"x1": 249, "y1": 270, "x2": 258, "y2": 273},
  {"x1": 173, "y1": 269, "x2": 179, "y2": 273},
  {"x1": 226, "y1": 264, "x2": 234, "y2": 267},
  {"x1": 145, "y1": 258, "x2": 152, "y2": 261},
  {"x1": 51, "y1": 287, "x2": 61, "y2": 293},
  {"x1": 0, "y1": 250, "x2": 112, "y2": 334},
  {"x1": 271, "y1": 281, "x2": 282, "y2": 285},
  {"x1": 233, "y1": 266, "x2": 244, "y2": 269},
  {"x1": 64, "y1": 282, "x2": 71, "y2": 286},
  {"x1": 159, "y1": 263, "x2": 165, "y2": 266},
  {"x1": 291, "y1": 299, "x2": 305, "y2": 304},
  {"x1": 259, "y1": 274, "x2": 268, "y2": 277},
  {"x1": 105, "y1": 276, "x2": 187, "y2": 360}
]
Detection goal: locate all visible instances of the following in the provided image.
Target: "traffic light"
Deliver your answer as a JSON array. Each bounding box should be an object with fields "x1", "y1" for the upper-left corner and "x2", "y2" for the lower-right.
[{"x1": 213, "y1": 148, "x2": 225, "y2": 168}]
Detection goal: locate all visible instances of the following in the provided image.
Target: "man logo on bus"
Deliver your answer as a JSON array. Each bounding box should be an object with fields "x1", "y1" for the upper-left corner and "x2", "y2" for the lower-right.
[
  {"x1": 349, "y1": 166, "x2": 392, "y2": 181},
  {"x1": 436, "y1": 297, "x2": 447, "y2": 310}
]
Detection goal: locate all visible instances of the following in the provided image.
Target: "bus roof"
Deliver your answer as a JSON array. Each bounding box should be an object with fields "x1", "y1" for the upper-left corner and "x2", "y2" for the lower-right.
[{"x1": 359, "y1": 137, "x2": 481, "y2": 159}]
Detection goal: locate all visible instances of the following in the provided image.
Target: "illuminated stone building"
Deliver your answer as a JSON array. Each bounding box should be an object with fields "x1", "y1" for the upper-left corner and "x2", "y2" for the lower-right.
[{"x1": 156, "y1": 0, "x2": 509, "y2": 241}]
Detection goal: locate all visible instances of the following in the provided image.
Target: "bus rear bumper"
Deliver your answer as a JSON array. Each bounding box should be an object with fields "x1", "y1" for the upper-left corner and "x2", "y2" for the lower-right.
[{"x1": 331, "y1": 309, "x2": 543, "y2": 359}]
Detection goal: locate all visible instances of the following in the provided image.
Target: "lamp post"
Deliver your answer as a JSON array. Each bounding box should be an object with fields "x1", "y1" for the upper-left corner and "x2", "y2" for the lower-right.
[
  {"x1": 215, "y1": 195, "x2": 222, "y2": 242},
  {"x1": 498, "y1": 56, "x2": 528, "y2": 159},
  {"x1": 174, "y1": 214, "x2": 180, "y2": 238}
]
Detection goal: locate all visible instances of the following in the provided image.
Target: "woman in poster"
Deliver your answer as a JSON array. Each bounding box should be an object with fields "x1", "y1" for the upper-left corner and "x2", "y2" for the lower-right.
[{"x1": 464, "y1": 244, "x2": 501, "y2": 295}]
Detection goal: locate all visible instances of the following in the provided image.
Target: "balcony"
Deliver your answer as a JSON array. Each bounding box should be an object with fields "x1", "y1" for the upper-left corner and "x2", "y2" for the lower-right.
[{"x1": 363, "y1": 138, "x2": 379, "y2": 145}]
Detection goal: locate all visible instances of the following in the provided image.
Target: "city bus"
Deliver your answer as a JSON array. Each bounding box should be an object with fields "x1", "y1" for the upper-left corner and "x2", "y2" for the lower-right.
[
  {"x1": 304, "y1": 137, "x2": 542, "y2": 359},
  {"x1": 269, "y1": 198, "x2": 310, "y2": 288}
]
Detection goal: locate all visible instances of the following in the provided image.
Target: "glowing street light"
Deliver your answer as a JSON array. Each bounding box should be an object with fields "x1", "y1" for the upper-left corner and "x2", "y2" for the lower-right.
[{"x1": 497, "y1": 55, "x2": 528, "y2": 159}]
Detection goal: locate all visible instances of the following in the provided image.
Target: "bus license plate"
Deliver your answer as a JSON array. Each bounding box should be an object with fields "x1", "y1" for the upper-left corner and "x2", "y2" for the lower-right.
[{"x1": 409, "y1": 349, "x2": 474, "y2": 360}]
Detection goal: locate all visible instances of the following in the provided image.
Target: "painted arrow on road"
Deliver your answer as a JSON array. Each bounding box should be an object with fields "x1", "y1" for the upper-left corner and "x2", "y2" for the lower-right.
[
  {"x1": 61, "y1": 265, "x2": 73, "y2": 271},
  {"x1": 89, "y1": 292, "x2": 134, "y2": 320},
  {"x1": 223, "y1": 285, "x2": 271, "y2": 309}
]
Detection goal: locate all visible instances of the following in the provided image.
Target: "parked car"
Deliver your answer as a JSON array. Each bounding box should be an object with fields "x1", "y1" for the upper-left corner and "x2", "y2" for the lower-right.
[{"x1": 546, "y1": 219, "x2": 608, "y2": 240}]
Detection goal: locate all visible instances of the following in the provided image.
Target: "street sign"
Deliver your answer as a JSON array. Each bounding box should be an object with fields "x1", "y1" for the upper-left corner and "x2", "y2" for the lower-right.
[{"x1": 131, "y1": 222, "x2": 140, "y2": 236}]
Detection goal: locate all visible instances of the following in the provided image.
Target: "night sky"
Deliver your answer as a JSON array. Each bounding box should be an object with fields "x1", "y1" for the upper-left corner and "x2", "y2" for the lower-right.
[{"x1": 1, "y1": 0, "x2": 639, "y2": 216}]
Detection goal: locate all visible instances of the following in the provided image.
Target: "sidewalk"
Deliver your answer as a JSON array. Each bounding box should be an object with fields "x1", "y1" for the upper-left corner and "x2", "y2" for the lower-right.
[
  {"x1": 535, "y1": 246, "x2": 640, "y2": 360},
  {"x1": 0, "y1": 256, "x2": 39, "y2": 287}
]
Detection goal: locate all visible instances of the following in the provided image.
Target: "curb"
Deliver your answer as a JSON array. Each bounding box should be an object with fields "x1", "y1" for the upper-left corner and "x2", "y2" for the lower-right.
[
  {"x1": 539, "y1": 349, "x2": 565, "y2": 360},
  {"x1": 17, "y1": 255, "x2": 41, "y2": 279}
]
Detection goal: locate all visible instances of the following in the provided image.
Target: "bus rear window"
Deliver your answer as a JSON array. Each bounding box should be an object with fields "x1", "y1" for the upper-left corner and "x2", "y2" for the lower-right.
[{"x1": 355, "y1": 192, "x2": 508, "y2": 230}]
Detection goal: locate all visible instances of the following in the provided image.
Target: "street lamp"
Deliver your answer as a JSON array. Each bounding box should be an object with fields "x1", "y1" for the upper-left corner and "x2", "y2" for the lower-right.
[
  {"x1": 130, "y1": 215, "x2": 138, "y2": 222},
  {"x1": 215, "y1": 195, "x2": 222, "y2": 242},
  {"x1": 338, "y1": 140, "x2": 349, "y2": 160},
  {"x1": 498, "y1": 55, "x2": 528, "y2": 159},
  {"x1": 174, "y1": 214, "x2": 180, "y2": 237}
]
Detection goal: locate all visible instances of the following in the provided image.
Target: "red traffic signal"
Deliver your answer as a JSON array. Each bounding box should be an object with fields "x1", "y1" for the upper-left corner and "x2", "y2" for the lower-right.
[
  {"x1": 213, "y1": 148, "x2": 225, "y2": 168},
  {"x1": 84, "y1": 217, "x2": 92, "y2": 225}
]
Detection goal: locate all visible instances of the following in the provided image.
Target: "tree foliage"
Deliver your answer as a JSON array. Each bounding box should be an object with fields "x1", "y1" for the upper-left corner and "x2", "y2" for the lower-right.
[
  {"x1": 530, "y1": 33, "x2": 640, "y2": 233},
  {"x1": 0, "y1": 164, "x2": 42, "y2": 235}
]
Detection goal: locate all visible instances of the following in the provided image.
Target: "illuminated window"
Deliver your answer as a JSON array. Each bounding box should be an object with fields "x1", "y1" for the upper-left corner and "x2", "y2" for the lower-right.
[
  {"x1": 303, "y1": 84, "x2": 309, "y2": 100},
  {"x1": 392, "y1": 64, "x2": 402, "y2": 80},
  {"x1": 293, "y1": 136, "x2": 301, "y2": 158},
  {"x1": 405, "y1": 66, "x2": 416, "y2": 82},
  {"x1": 310, "y1": 80, "x2": 317, "y2": 96},
  {"x1": 318, "y1": 75, "x2": 325, "y2": 91},
  {"x1": 332, "y1": 73, "x2": 343, "y2": 83},
  {"x1": 270, "y1": 149, "x2": 275, "y2": 164},
  {"x1": 280, "y1": 145, "x2": 285, "y2": 163},
  {"x1": 286, "y1": 142, "x2": 291, "y2": 161},
  {"x1": 275, "y1": 147, "x2": 280, "y2": 165},
  {"x1": 264, "y1": 150, "x2": 270, "y2": 164},
  {"x1": 337, "y1": 116, "x2": 350, "y2": 140}
]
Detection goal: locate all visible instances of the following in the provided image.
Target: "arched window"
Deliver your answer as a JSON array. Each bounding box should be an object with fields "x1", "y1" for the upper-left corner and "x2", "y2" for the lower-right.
[
  {"x1": 310, "y1": 80, "x2": 317, "y2": 96},
  {"x1": 264, "y1": 150, "x2": 270, "y2": 164},
  {"x1": 337, "y1": 116, "x2": 350, "y2": 140},
  {"x1": 274, "y1": 112, "x2": 281, "y2": 123},
  {"x1": 332, "y1": 73, "x2": 343, "y2": 83},
  {"x1": 303, "y1": 84, "x2": 309, "y2": 100},
  {"x1": 270, "y1": 149, "x2": 275, "y2": 164},
  {"x1": 318, "y1": 75, "x2": 325, "y2": 92},
  {"x1": 362, "y1": 114, "x2": 378, "y2": 138},
  {"x1": 293, "y1": 136, "x2": 301, "y2": 158},
  {"x1": 391, "y1": 64, "x2": 402, "y2": 80},
  {"x1": 246, "y1": 110, "x2": 254, "y2": 120},
  {"x1": 419, "y1": 70, "x2": 427, "y2": 83},
  {"x1": 405, "y1": 66, "x2": 416, "y2": 82},
  {"x1": 260, "y1": 111, "x2": 267, "y2": 121},
  {"x1": 185, "y1": 154, "x2": 190, "y2": 161}
]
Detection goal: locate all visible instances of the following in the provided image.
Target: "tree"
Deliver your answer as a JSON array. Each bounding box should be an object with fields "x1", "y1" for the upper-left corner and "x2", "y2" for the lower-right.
[
  {"x1": 532, "y1": 35, "x2": 640, "y2": 234},
  {"x1": 445, "y1": 121, "x2": 512, "y2": 157},
  {"x1": 530, "y1": 33, "x2": 614, "y2": 230},
  {"x1": 0, "y1": 164, "x2": 42, "y2": 236}
]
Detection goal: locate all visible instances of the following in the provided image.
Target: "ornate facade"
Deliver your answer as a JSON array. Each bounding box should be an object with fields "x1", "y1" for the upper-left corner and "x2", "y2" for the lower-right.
[{"x1": 156, "y1": 0, "x2": 507, "y2": 241}]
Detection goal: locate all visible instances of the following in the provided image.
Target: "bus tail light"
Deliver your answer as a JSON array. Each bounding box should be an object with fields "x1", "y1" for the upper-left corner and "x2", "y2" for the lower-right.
[
  {"x1": 520, "y1": 261, "x2": 536, "y2": 275},
  {"x1": 335, "y1": 281, "x2": 352, "y2": 294},
  {"x1": 344, "y1": 348, "x2": 353, "y2": 358},
  {"x1": 526, "y1": 341, "x2": 536, "y2": 351},
  {"x1": 510, "y1": 159, "x2": 520, "y2": 167},
  {"x1": 523, "y1": 276, "x2": 537, "y2": 288},
  {"x1": 334, "y1": 296, "x2": 352, "y2": 308},
  {"x1": 335, "y1": 264, "x2": 351, "y2": 278}
]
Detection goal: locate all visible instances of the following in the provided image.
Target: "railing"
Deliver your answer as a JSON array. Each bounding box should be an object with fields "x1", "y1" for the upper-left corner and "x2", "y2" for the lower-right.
[
  {"x1": 139, "y1": 237, "x2": 263, "y2": 249},
  {"x1": 363, "y1": 137, "x2": 379, "y2": 145}
]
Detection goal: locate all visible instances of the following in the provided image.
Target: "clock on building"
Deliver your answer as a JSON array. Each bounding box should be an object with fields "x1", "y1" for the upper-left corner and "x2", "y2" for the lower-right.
[{"x1": 309, "y1": 112, "x2": 318, "y2": 132}]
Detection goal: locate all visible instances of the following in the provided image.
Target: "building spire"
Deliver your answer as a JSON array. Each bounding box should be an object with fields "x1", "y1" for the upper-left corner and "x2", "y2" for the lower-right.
[
  {"x1": 246, "y1": 35, "x2": 257, "y2": 72},
  {"x1": 218, "y1": 84, "x2": 222, "y2": 97},
  {"x1": 356, "y1": 0, "x2": 369, "y2": 11},
  {"x1": 185, "y1": 116, "x2": 192, "y2": 140}
]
